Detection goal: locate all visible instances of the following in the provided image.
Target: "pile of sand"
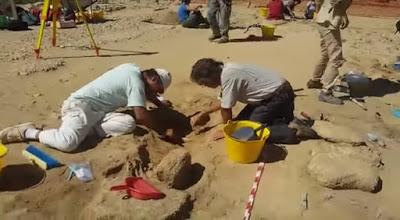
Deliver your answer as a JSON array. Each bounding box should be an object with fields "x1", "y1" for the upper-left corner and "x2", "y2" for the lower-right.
[{"x1": 308, "y1": 142, "x2": 382, "y2": 192}]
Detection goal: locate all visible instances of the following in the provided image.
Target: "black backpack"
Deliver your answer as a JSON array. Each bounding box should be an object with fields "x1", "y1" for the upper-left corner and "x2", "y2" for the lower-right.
[{"x1": 7, "y1": 19, "x2": 28, "y2": 31}]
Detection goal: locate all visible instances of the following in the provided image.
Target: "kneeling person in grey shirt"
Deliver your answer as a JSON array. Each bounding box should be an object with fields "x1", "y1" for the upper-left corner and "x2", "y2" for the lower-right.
[{"x1": 190, "y1": 58, "x2": 295, "y2": 140}]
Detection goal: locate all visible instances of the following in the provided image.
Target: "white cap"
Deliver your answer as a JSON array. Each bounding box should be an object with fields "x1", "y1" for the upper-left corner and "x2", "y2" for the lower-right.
[{"x1": 155, "y1": 68, "x2": 171, "y2": 91}]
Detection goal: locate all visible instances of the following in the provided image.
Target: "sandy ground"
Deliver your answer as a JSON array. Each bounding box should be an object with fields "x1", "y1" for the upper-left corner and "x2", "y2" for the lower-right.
[{"x1": 1, "y1": 1, "x2": 400, "y2": 219}]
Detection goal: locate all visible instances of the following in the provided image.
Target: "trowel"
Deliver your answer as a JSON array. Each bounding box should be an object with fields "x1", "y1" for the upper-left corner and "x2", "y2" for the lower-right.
[{"x1": 231, "y1": 124, "x2": 266, "y2": 141}]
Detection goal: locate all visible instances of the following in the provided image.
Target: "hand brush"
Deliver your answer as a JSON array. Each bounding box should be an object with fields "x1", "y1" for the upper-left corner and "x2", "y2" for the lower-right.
[{"x1": 22, "y1": 145, "x2": 62, "y2": 170}]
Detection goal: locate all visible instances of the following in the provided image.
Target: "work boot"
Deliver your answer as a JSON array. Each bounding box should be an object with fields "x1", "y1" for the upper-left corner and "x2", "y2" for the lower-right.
[
  {"x1": 307, "y1": 79, "x2": 323, "y2": 89},
  {"x1": 289, "y1": 118, "x2": 319, "y2": 140},
  {"x1": 208, "y1": 34, "x2": 221, "y2": 41},
  {"x1": 0, "y1": 122, "x2": 37, "y2": 144},
  {"x1": 319, "y1": 91, "x2": 343, "y2": 105},
  {"x1": 216, "y1": 36, "x2": 229, "y2": 44}
]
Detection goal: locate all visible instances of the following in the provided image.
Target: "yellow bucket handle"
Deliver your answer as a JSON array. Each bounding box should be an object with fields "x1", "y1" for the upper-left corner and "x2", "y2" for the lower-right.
[
  {"x1": 224, "y1": 120, "x2": 269, "y2": 142},
  {"x1": 260, "y1": 127, "x2": 269, "y2": 141}
]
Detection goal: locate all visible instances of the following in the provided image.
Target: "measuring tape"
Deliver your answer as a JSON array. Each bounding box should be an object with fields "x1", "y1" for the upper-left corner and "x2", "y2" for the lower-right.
[{"x1": 243, "y1": 162, "x2": 266, "y2": 220}]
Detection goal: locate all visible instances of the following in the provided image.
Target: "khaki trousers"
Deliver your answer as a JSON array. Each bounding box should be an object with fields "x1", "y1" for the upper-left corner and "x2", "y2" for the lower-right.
[
  {"x1": 312, "y1": 24, "x2": 345, "y2": 91},
  {"x1": 207, "y1": 0, "x2": 231, "y2": 38}
]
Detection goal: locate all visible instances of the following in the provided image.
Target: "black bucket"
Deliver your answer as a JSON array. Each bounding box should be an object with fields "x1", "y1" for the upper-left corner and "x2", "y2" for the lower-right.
[{"x1": 345, "y1": 73, "x2": 371, "y2": 98}]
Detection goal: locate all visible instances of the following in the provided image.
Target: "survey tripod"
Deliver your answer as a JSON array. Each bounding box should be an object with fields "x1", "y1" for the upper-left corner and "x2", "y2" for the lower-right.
[{"x1": 34, "y1": 0, "x2": 99, "y2": 59}]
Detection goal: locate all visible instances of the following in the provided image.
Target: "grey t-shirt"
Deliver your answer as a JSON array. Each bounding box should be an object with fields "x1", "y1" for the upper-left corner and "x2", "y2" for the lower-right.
[{"x1": 220, "y1": 63, "x2": 285, "y2": 109}]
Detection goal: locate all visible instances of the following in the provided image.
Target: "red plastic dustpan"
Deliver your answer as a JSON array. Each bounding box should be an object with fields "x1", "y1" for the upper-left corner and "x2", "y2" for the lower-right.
[{"x1": 110, "y1": 177, "x2": 165, "y2": 200}]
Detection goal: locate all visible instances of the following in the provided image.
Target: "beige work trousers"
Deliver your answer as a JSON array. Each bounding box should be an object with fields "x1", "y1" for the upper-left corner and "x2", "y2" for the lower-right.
[{"x1": 312, "y1": 24, "x2": 345, "y2": 91}]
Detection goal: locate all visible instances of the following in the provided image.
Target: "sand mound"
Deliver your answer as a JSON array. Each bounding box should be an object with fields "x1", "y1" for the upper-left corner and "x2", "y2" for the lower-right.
[
  {"x1": 83, "y1": 134, "x2": 196, "y2": 219},
  {"x1": 85, "y1": 138, "x2": 195, "y2": 219},
  {"x1": 178, "y1": 95, "x2": 216, "y2": 113},
  {"x1": 84, "y1": 177, "x2": 191, "y2": 219},
  {"x1": 142, "y1": 10, "x2": 180, "y2": 25},
  {"x1": 155, "y1": 148, "x2": 192, "y2": 189},
  {"x1": 308, "y1": 142, "x2": 382, "y2": 192},
  {"x1": 17, "y1": 59, "x2": 66, "y2": 76},
  {"x1": 99, "y1": 131, "x2": 178, "y2": 179},
  {"x1": 313, "y1": 120, "x2": 365, "y2": 145}
]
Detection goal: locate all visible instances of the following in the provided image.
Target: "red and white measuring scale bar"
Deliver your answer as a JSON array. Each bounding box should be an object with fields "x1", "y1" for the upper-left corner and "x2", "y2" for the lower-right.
[{"x1": 243, "y1": 162, "x2": 266, "y2": 220}]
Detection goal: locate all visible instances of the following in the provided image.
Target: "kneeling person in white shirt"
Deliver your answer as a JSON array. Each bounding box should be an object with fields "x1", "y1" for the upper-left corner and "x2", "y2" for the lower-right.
[{"x1": 0, "y1": 63, "x2": 172, "y2": 152}]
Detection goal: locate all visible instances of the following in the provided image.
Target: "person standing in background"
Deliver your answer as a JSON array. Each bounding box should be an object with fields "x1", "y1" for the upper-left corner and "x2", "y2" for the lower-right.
[
  {"x1": 306, "y1": 0, "x2": 352, "y2": 105},
  {"x1": 207, "y1": 0, "x2": 232, "y2": 43}
]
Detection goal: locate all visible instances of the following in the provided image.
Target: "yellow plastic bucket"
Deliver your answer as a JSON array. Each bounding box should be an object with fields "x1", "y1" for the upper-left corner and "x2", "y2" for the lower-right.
[
  {"x1": 258, "y1": 7, "x2": 269, "y2": 18},
  {"x1": 223, "y1": 121, "x2": 270, "y2": 163},
  {"x1": 0, "y1": 143, "x2": 8, "y2": 171},
  {"x1": 261, "y1": 25, "x2": 276, "y2": 38}
]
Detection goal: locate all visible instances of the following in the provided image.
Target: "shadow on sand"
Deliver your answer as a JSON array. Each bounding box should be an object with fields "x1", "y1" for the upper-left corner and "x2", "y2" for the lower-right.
[
  {"x1": 175, "y1": 163, "x2": 205, "y2": 190},
  {"x1": 0, "y1": 164, "x2": 46, "y2": 191},
  {"x1": 258, "y1": 144, "x2": 288, "y2": 163},
  {"x1": 43, "y1": 51, "x2": 158, "y2": 59},
  {"x1": 147, "y1": 107, "x2": 193, "y2": 145},
  {"x1": 229, "y1": 35, "x2": 283, "y2": 43},
  {"x1": 368, "y1": 78, "x2": 400, "y2": 97}
]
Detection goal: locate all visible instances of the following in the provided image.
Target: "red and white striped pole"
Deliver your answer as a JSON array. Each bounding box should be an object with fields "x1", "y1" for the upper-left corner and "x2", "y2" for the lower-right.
[{"x1": 243, "y1": 162, "x2": 266, "y2": 220}]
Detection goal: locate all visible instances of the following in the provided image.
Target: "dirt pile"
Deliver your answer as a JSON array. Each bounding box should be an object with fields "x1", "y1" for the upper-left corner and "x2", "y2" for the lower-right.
[
  {"x1": 155, "y1": 148, "x2": 192, "y2": 189},
  {"x1": 313, "y1": 120, "x2": 365, "y2": 145},
  {"x1": 308, "y1": 142, "x2": 382, "y2": 192},
  {"x1": 84, "y1": 179, "x2": 191, "y2": 219}
]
